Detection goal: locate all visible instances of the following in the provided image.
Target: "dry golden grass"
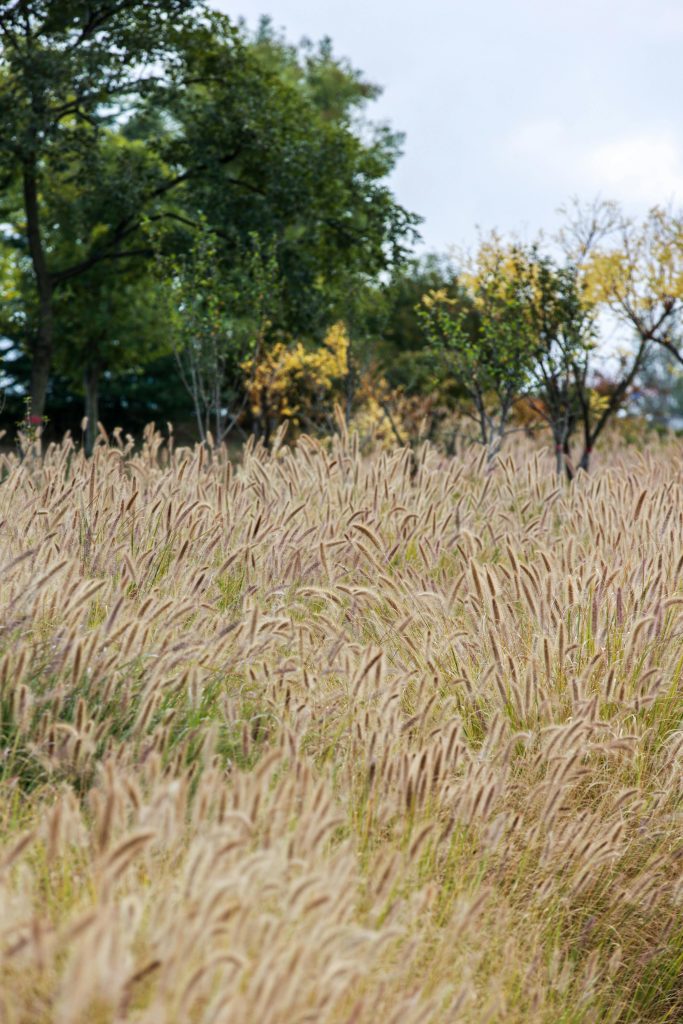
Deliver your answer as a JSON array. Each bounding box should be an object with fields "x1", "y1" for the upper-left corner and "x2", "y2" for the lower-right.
[{"x1": 0, "y1": 424, "x2": 681, "y2": 1023}]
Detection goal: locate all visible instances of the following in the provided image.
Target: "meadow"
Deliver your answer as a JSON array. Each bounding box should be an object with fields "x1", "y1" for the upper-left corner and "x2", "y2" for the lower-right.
[{"x1": 0, "y1": 425, "x2": 681, "y2": 1023}]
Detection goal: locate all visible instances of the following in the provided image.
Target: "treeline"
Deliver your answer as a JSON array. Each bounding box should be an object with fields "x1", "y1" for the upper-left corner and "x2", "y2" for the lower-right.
[
  {"x1": 1, "y1": 2, "x2": 683, "y2": 467},
  {"x1": 0, "y1": 1, "x2": 417, "y2": 448}
]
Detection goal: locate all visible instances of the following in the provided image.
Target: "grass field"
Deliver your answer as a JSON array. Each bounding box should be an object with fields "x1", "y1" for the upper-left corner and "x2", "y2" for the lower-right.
[{"x1": 0, "y1": 426, "x2": 682, "y2": 1023}]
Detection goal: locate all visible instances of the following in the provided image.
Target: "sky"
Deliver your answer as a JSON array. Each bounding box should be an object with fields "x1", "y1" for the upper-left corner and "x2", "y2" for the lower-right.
[{"x1": 215, "y1": 0, "x2": 683, "y2": 255}]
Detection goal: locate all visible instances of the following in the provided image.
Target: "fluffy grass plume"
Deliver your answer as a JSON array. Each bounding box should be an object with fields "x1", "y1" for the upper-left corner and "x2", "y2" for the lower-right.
[{"x1": 0, "y1": 425, "x2": 681, "y2": 1023}]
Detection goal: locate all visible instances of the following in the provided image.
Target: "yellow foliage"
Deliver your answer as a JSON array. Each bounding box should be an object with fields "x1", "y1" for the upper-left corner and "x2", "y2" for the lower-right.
[
  {"x1": 581, "y1": 206, "x2": 683, "y2": 318},
  {"x1": 242, "y1": 322, "x2": 349, "y2": 425},
  {"x1": 421, "y1": 288, "x2": 454, "y2": 309},
  {"x1": 588, "y1": 389, "x2": 610, "y2": 416},
  {"x1": 458, "y1": 234, "x2": 534, "y2": 309},
  {"x1": 242, "y1": 323, "x2": 424, "y2": 447},
  {"x1": 348, "y1": 367, "x2": 398, "y2": 447}
]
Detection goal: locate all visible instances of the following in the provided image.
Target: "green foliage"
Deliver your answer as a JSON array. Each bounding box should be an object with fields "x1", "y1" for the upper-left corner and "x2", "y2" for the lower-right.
[
  {"x1": 0, "y1": 3, "x2": 418, "y2": 429},
  {"x1": 418, "y1": 240, "x2": 539, "y2": 456},
  {"x1": 514, "y1": 248, "x2": 597, "y2": 474},
  {"x1": 154, "y1": 222, "x2": 282, "y2": 444},
  {"x1": 4, "y1": 7, "x2": 680, "y2": 463},
  {"x1": 415, "y1": 240, "x2": 603, "y2": 470},
  {"x1": 366, "y1": 254, "x2": 459, "y2": 391}
]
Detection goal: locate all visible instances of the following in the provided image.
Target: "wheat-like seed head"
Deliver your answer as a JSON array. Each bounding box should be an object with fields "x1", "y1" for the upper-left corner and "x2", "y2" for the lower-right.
[{"x1": 0, "y1": 430, "x2": 681, "y2": 1022}]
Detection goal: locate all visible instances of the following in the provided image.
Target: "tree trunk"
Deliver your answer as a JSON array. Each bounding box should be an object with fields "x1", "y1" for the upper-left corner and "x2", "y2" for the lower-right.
[
  {"x1": 563, "y1": 437, "x2": 574, "y2": 481},
  {"x1": 555, "y1": 442, "x2": 563, "y2": 477},
  {"x1": 83, "y1": 363, "x2": 99, "y2": 456},
  {"x1": 30, "y1": 288, "x2": 54, "y2": 423},
  {"x1": 486, "y1": 419, "x2": 505, "y2": 471},
  {"x1": 23, "y1": 166, "x2": 54, "y2": 422},
  {"x1": 554, "y1": 421, "x2": 573, "y2": 480},
  {"x1": 486, "y1": 436, "x2": 501, "y2": 467}
]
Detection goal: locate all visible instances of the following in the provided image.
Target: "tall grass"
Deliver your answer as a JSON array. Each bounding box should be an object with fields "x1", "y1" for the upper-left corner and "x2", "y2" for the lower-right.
[{"x1": 0, "y1": 425, "x2": 681, "y2": 1023}]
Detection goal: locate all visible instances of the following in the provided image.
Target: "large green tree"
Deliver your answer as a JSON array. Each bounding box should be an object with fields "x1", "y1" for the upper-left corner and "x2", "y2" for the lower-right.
[
  {"x1": 0, "y1": 0, "x2": 200, "y2": 419},
  {"x1": 0, "y1": 2, "x2": 418, "y2": 424},
  {"x1": 172, "y1": 17, "x2": 418, "y2": 337}
]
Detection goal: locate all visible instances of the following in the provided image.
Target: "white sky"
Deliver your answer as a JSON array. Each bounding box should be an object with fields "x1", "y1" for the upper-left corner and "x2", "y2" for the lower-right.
[{"x1": 215, "y1": 0, "x2": 683, "y2": 254}]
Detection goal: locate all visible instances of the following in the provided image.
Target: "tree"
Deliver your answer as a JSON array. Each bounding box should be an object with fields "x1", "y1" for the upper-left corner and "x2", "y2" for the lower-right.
[
  {"x1": 0, "y1": 0, "x2": 203, "y2": 420},
  {"x1": 519, "y1": 249, "x2": 597, "y2": 477},
  {"x1": 568, "y1": 202, "x2": 683, "y2": 367},
  {"x1": 159, "y1": 225, "x2": 281, "y2": 447},
  {"x1": 561, "y1": 200, "x2": 683, "y2": 469},
  {"x1": 0, "y1": 3, "x2": 418, "y2": 426},
  {"x1": 418, "y1": 238, "x2": 538, "y2": 462},
  {"x1": 174, "y1": 19, "x2": 419, "y2": 340}
]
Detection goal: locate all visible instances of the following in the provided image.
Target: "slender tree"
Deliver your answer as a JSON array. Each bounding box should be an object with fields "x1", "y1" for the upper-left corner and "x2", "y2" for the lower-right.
[
  {"x1": 561, "y1": 200, "x2": 683, "y2": 469},
  {"x1": 159, "y1": 226, "x2": 281, "y2": 447},
  {"x1": 418, "y1": 239, "x2": 537, "y2": 462},
  {"x1": 521, "y1": 250, "x2": 596, "y2": 477}
]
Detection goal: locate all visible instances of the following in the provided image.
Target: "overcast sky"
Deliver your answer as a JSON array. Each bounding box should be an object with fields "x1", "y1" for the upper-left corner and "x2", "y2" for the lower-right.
[{"x1": 215, "y1": 0, "x2": 683, "y2": 254}]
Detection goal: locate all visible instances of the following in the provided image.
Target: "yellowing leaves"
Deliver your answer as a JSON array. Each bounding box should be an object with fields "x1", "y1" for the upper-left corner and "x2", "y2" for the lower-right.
[
  {"x1": 421, "y1": 288, "x2": 454, "y2": 310},
  {"x1": 587, "y1": 389, "x2": 610, "y2": 417},
  {"x1": 579, "y1": 205, "x2": 683, "y2": 327},
  {"x1": 582, "y1": 252, "x2": 628, "y2": 306},
  {"x1": 242, "y1": 322, "x2": 349, "y2": 424}
]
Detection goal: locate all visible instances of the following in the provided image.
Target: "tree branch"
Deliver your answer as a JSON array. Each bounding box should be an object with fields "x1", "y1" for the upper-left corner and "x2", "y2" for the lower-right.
[{"x1": 51, "y1": 147, "x2": 244, "y2": 284}]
